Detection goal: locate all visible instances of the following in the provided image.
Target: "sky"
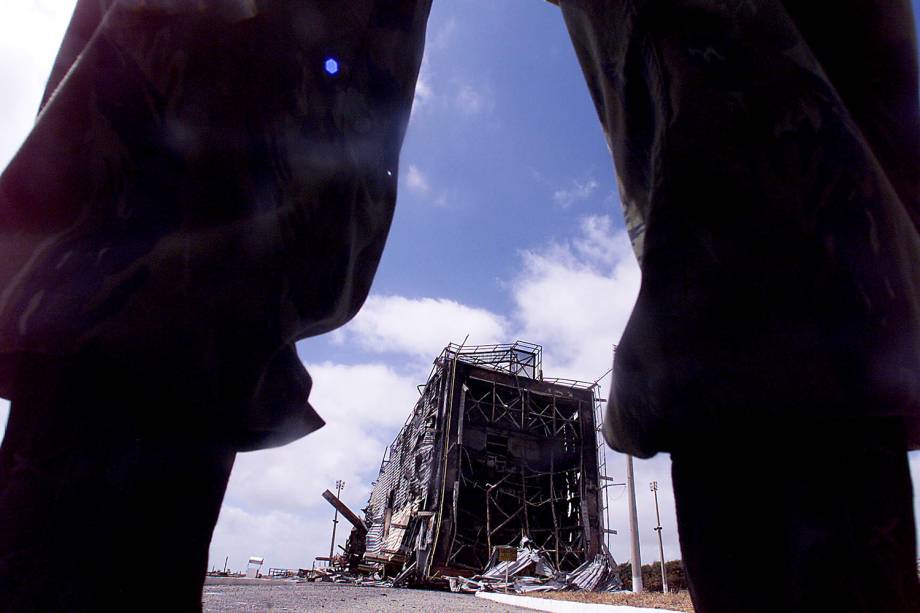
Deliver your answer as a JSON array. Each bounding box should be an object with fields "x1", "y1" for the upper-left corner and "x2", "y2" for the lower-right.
[{"x1": 0, "y1": 0, "x2": 919, "y2": 576}]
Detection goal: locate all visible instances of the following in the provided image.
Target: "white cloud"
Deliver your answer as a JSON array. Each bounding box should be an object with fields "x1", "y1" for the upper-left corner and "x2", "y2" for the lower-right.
[
  {"x1": 403, "y1": 164, "x2": 451, "y2": 206},
  {"x1": 226, "y1": 363, "x2": 418, "y2": 511},
  {"x1": 209, "y1": 505, "x2": 334, "y2": 574},
  {"x1": 512, "y1": 215, "x2": 640, "y2": 381},
  {"x1": 455, "y1": 82, "x2": 493, "y2": 116},
  {"x1": 0, "y1": 2, "x2": 76, "y2": 170},
  {"x1": 211, "y1": 361, "x2": 422, "y2": 570},
  {"x1": 409, "y1": 17, "x2": 455, "y2": 118},
  {"x1": 331, "y1": 215, "x2": 639, "y2": 384},
  {"x1": 412, "y1": 56, "x2": 435, "y2": 115},
  {"x1": 553, "y1": 178, "x2": 600, "y2": 208},
  {"x1": 414, "y1": 73, "x2": 434, "y2": 108},
  {"x1": 405, "y1": 164, "x2": 430, "y2": 195},
  {"x1": 337, "y1": 295, "x2": 508, "y2": 361}
]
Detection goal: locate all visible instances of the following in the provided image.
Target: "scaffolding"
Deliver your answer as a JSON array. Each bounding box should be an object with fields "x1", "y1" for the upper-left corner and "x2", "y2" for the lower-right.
[{"x1": 354, "y1": 341, "x2": 613, "y2": 583}]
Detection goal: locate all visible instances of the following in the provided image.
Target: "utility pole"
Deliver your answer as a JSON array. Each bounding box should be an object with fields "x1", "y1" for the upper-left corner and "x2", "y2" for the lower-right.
[
  {"x1": 625, "y1": 455, "x2": 643, "y2": 592},
  {"x1": 328, "y1": 479, "x2": 345, "y2": 566},
  {"x1": 650, "y1": 481, "x2": 668, "y2": 593},
  {"x1": 612, "y1": 342, "x2": 643, "y2": 593}
]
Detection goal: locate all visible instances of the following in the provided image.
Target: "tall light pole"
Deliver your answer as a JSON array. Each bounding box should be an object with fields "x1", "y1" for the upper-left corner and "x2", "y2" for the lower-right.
[
  {"x1": 625, "y1": 455, "x2": 643, "y2": 592},
  {"x1": 328, "y1": 480, "x2": 345, "y2": 566},
  {"x1": 650, "y1": 481, "x2": 668, "y2": 593}
]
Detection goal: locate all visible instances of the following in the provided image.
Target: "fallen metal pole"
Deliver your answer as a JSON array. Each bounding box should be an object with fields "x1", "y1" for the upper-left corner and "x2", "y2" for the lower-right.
[{"x1": 322, "y1": 487, "x2": 367, "y2": 535}]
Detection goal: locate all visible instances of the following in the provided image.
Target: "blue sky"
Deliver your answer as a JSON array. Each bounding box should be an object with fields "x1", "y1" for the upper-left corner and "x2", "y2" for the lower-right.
[
  {"x1": 298, "y1": 0, "x2": 620, "y2": 365},
  {"x1": 1, "y1": 0, "x2": 919, "y2": 575}
]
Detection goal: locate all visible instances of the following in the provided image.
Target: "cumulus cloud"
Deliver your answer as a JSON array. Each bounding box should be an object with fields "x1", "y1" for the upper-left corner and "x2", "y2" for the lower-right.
[
  {"x1": 209, "y1": 506, "x2": 330, "y2": 573},
  {"x1": 553, "y1": 178, "x2": 600, "y2": 208},
  {"x1": 333, "y1": 216, "x2": 639, "y2": 381},
  {"x1": 512, "y1": 215, "x2": 640, "y2": 381},
  {"x1": 403, "y1": 164, "x2": 452, "y2": 207},
  {"x1": 405, "y1": 164, "x2": 430, "y2": 195},
  {"x1": 337, "y1": 295, "x2": 509, "y2": 361},
  {"x1": 210, "y1": 362, "x2": 423, "y2": 570}
]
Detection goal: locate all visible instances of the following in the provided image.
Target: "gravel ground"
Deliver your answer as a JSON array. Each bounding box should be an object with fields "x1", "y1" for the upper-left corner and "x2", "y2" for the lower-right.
[{"x1": 201, "y1": 579, "x2": 531, "y2": 612}]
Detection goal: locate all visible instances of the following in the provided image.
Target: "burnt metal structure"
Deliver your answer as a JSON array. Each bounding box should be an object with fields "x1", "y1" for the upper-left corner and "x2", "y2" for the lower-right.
[{"x1": 356, "y1": 341, "x2": 610, "y2": 582}]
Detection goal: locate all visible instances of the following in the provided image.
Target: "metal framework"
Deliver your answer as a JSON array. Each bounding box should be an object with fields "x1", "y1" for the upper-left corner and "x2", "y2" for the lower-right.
[{"x1": 355, "y1": 341, "x2": 611, "y2": 583}]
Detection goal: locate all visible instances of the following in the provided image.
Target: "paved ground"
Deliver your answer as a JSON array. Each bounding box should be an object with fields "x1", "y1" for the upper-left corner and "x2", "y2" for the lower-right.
[{"x1": 201, "y1": 578, "x2": 531, "y2": 612}]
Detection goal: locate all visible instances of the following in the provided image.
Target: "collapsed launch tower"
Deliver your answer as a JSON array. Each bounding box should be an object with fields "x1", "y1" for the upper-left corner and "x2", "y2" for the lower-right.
[{"x1": 354, "y1": 341, "x2": 610, "y2": 582}]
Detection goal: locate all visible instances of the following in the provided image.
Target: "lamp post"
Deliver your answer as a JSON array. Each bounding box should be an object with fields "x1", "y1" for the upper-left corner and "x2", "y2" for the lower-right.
[
  {"x1": 650, "y1": 481, "x2": 668, "y2": 593},
  {"x1": 328, "y1": 480, "x2": 345, "y2": 566}
]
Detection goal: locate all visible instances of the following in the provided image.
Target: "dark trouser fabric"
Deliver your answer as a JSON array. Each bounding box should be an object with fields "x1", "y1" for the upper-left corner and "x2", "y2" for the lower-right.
[
  {"x1": 0, "y1": 0, "x2": 432, "y2": 450},
  {"x1": 558, "y1": 1, "x2": 920, "y2": 611},
  {"x1": 672, "y1": 419, "x2": 920, "y2": 613},
  {"x1": 560, "y1": 0, "x2": 920, "y2": 458},
  {"x1": 0, "y1": 354, "x2": 235, "y2": 612},
  {"x1": 0, "y1": 1, "x2": 432, "y2": 609}
]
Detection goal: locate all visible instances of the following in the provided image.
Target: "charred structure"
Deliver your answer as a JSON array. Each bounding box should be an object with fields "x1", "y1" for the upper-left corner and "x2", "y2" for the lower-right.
[{"x1": 354, "y1": 342, "x2": 609, "y2": 583}]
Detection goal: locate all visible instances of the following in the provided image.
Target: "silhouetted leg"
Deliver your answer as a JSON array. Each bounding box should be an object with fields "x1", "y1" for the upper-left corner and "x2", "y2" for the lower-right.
[
  {"x1": 672, "y1": 418, "x2": 920, "y2": 613},
  {"x1": 0, "y1": 354, "x2": 235, "y2": 612}
]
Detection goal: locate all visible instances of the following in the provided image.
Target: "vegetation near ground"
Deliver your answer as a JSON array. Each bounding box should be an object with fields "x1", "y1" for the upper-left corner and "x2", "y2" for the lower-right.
[
  {"x1": 617, "y1": 561, "x2": 688, "y2": 593},
  {"x1": 533, "y1": 590, "x2": 694, "y2": 612},
  {"x1": 534, "y1": 560, "x2": 694, "y2": 611}
]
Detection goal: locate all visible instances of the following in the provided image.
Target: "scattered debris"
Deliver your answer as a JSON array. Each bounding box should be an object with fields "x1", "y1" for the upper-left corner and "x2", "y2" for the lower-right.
[
  {"x1": 205, "y1": 570, "x2": 246, "y2": 578},
  {"x1": 447, "y1": 537, "x2": 623, "y2": 594}
]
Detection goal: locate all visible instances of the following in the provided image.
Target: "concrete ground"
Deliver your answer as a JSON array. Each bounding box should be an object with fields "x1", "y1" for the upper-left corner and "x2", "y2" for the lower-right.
[{"x1": 201, "y1": 578, "x2": 531, "y2": 612}]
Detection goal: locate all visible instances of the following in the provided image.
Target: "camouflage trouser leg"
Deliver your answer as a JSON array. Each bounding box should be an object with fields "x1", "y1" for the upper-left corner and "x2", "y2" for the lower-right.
[
  {"x1": 671, "y1": 418, "x2": 920, "y2": 612},
  {"x1": 0, "y1": 1, "x2": 433, "y2": 610},
  {"x1": 559, "y1": 1, "x2": 920, "y2": 611},
  {"x1": 558, "y1": 0, "x2": 920, "y2": 457}
]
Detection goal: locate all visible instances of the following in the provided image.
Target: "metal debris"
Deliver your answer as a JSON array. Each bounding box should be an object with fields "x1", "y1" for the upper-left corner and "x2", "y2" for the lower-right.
[
  {"x1": 447, "y1": 537, "x2": 623, "y2": 594},
  {"x1": 321, "y1": 489, "x2": 368, "y2": 573}
]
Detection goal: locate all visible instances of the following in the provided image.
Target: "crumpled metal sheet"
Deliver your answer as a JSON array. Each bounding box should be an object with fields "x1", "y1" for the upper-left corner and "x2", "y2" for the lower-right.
[
  {"x1": 447, "y1": 537, "x2": 623, "y2": 594},
  {"x1": 480, "y1": 538, "x2": 557, "y2": 581},
  {"x1": 564, "y1": 553, "x2": 624, "y2": 592}
]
